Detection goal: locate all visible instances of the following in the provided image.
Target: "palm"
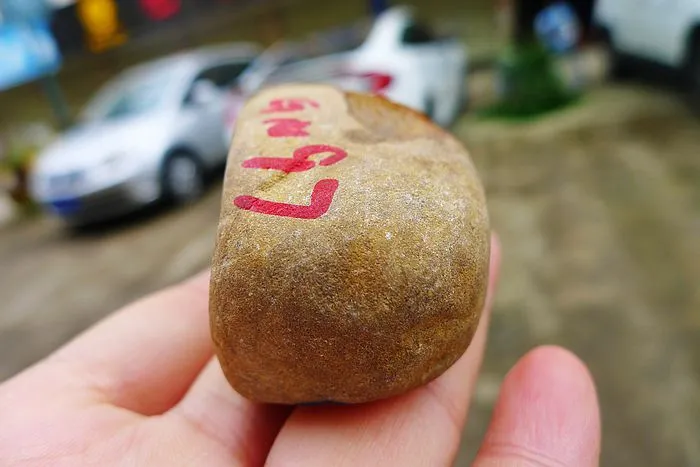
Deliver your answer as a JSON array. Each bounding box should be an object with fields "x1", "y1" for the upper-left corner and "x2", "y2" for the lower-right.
[{"x1": 6, "y1": 402, "x2": 248, "y2": 466}]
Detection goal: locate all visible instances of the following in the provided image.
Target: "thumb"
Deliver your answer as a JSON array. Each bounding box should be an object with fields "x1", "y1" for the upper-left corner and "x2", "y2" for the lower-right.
[{"x1": 473, "y1": 346, "x2": 601, "y2": 467}]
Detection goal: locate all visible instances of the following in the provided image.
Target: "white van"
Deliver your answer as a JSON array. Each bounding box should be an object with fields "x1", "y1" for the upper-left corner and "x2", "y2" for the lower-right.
[{"x1": 594, "y1": 0, "x2": 700, "y2": 108}]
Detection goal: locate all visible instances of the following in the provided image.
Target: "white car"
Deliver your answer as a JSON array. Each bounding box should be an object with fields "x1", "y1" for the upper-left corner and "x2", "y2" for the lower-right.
[
  {"x1": 594, "y1": 0, "x2": 700, "y2": 108},
  {"x1": 30, "y1": 43, "x2": 260, "y2": 225},
  {"x1": 235, "y1": 7, "x2": 468, "y2": 128}
]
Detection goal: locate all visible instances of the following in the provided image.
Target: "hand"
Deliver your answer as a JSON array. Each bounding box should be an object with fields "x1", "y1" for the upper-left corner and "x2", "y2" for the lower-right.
[{"x1": 0, "y1": 234, "x2": 600, "y2": 466}]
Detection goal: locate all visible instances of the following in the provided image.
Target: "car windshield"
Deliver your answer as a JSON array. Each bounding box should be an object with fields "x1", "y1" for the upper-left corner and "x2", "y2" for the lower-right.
[
  {"x1": 239, "y1": 21, "x2": 369, "y2": 93},
  {"x1": 80, "y1": 69, "x2": 175, "y2": 122}
]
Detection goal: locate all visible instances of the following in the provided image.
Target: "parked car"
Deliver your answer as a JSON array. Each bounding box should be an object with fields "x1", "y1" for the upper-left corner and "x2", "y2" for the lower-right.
[
  {"x1": 594, "y1": 0, "x2": 700, "y2": 110},
  {"x1": 234, "y1": 6, "x2": 469, "y2": 128},
  {"x1": 30, "y1": 43, "x2": 260, "y2": 226}
]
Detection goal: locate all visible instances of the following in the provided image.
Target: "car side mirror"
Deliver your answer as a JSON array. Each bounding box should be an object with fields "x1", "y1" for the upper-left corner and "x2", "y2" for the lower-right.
[{"x1": 189, "y1": 80, "x2": 219, "y2": 107}]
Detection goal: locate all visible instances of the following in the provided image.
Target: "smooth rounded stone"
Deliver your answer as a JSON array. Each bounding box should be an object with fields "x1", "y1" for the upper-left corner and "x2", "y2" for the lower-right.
[{"x1": 209, "y1": 84, "x2": 490, "y2": 404}]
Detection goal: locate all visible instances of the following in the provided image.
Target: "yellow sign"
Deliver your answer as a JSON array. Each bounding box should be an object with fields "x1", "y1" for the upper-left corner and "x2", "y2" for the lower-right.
[{"x1": 77, "y1": 0, "x2": 127, "y2": 53}]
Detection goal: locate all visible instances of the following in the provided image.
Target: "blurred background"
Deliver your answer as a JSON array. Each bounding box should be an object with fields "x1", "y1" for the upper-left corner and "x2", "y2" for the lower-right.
[{"x1": 1, "y1": 0, "x2": 699, "y2": 465}]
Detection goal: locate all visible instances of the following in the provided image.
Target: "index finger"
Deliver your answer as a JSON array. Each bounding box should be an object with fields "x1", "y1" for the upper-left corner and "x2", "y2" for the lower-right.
[
  {"x1": 35, "y1": 270, "x2": 214, "y2": 416},
  {"x1": 265, "y1": 233, "x2": 501, "y2": 467}
]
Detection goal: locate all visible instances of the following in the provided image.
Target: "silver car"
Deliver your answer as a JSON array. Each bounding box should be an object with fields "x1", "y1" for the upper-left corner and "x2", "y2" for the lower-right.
[{"x1": 30, "y1": 43, "x2": 260, "y2": 225}]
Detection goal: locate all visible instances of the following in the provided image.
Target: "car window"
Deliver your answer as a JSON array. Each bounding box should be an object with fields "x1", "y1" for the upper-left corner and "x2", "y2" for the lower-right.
[
  {"x1": 198, "y1": 62, "x2": 251, "y2": 89},
  {"x1": 184, "y1": 61, "x2": 250, "y2": 105},
  {"x1": 81, "y1": 70, "x2": 174, "y2": 121},
  {"x1": 401, "y1": 22, "x2": 436, "y2": 45}
]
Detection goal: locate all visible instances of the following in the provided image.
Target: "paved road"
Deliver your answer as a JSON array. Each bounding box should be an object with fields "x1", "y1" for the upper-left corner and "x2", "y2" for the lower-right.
[
  {"x1": 1, "y1": 84, "x2": 699, "y2": 466},
  {"x1": 0, "y1": 195, "x2": 222, "y2": 380},
  {"x1": 454, "y1": 84, "x2": 700, "y2": 467}
]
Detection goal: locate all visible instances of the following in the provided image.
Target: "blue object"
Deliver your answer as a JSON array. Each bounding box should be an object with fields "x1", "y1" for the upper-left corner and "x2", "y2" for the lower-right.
[
  {"x1": 48, "y1": 198, "x2": 81, "y2": 216},
  {"x1": 534, "y1": 2, "x2": 580, "y2": 54},
  {"x1": 0, "y1": 20, "x2": 62, "y2": 91},
  {"x1": 0, "y1": 0, "x2": 51, "y2": 23}
]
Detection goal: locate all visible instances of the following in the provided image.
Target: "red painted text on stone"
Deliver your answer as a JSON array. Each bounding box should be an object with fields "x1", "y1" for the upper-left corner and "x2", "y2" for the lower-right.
[
  {"x1": 261, "y1": 98, "x2": 320, "y2": 113},
  {"x1": 234, "y1": 179, "x2": 339, "y2": 219},
  {"x1": 264, "y1": 118, "x2": 311, "y2": 137},
  {"x1": 241, "y1": 144, "x2": 347, "y2": 173}
]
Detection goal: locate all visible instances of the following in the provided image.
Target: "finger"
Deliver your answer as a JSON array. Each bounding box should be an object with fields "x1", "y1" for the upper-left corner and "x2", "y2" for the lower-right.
[
  {"x1": 473, "y1": 346, "x2": 601, "y2": 467},
  {"x1": 265, "y1": 233, "x2": 501, "y2": 467},
  {"x1": 169, "y1": 358, "x2": 291, "y2": 466},
  {"x1": 42, "y1": 270, "x2": 214, "y2": 415}
]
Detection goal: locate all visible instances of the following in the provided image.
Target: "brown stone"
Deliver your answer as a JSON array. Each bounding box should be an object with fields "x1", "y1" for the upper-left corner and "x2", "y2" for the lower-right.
[{"x1": 209, "y1": 84, "x2": 490, "y2": 404}]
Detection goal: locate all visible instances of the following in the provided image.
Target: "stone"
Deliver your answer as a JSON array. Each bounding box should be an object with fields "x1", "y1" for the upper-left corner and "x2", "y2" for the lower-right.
[{"x1": 209, "y1": 84, "x2": 490, "y2": 404}]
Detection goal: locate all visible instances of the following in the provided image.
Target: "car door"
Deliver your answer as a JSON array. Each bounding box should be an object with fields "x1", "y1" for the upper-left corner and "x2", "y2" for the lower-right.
[
  {"x1": 615, "y1": 0, "x2": 682, "y2": 65},
  {"x1": 179, "y1": 77, "x2": 226, "y2": 165},
  {"x1": 632, "y1": 0, "x2": 690, "y2": 66},
  {"x1": 399, "y1": 20, "x2": 458, "y2": 124},
  {"x1": 179, "y1": 61, "x2": 250, "y2": 165},
  {"x1": 611, "y1": 0, "x2": 651, "y2": 55}
]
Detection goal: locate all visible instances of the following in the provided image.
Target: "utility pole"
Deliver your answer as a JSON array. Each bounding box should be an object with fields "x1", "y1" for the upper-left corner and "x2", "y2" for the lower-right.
[{"x1": 40, "y1": 75, "x2": 72, "y2": 130}]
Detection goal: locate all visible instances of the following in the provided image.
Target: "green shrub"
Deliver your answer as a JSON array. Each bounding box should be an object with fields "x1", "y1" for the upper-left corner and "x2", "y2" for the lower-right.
[{"x1": 482, "y1": 42, "x2": 578, "y2": 120}]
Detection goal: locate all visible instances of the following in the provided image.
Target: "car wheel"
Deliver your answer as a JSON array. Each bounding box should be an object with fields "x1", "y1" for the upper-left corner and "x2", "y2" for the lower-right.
[
  {"x1": 458, "y1": 83, "x2": 469, "y2": 114},
  {"x1": 162, "y1": 151, "x2": 205, "y2": 204},
  {"x1": 452, "y1": 80, "x2": 469, "y2": 124},
  {"x1": 424, "y1": 97, "x2": 436, "y2": 122},
  {"x1": 687, "y1": 41, "x2": 700, "y2": 116},
  {"x1": 609, "y1": 49, "x2": 631, "y2": 81},
  {"x1": 597, "y1": 27, "x2": 629, "y2": 81}
]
